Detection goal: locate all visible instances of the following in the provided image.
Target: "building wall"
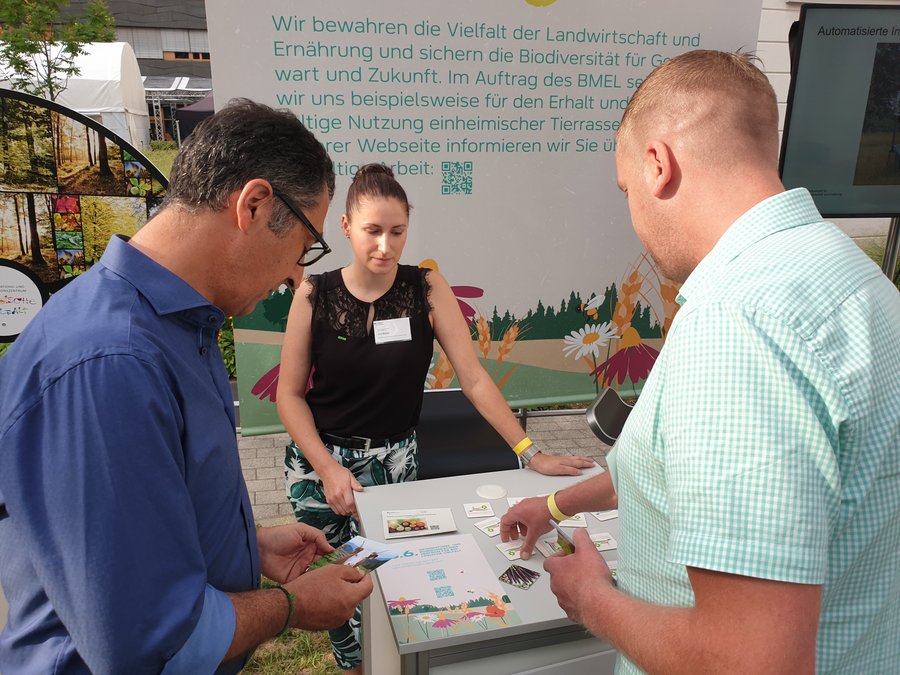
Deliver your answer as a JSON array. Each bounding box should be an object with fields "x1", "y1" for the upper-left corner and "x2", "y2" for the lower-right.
[
  {"x1": 67, "y1": 0, "x2": 207, "y2": 29},
  {"x1": 66, "y1": 0, "x2": 211, "y2": 77}
]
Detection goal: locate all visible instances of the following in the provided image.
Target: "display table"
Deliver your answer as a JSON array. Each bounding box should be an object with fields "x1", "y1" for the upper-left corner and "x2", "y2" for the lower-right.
[{"x1": 356, "y1": 465, "x2": 619, "y2": 675}]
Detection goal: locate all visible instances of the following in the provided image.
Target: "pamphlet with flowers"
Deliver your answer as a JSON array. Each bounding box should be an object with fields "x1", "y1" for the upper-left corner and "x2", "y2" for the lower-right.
[{"x1": 379, "y1": 534, "x2": 522, "y2": 644}]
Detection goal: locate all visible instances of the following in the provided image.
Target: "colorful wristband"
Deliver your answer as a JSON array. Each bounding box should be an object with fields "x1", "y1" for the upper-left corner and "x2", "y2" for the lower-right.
[
  {"x1": 274, "y1": 586, "x2": 295, "y2": 637},
  {"x1": 512, "y1": 437, "x2": 534, "y2": 456},
  {"x1": 547, "y1": 491, "x2": 572, "y2": 522}
]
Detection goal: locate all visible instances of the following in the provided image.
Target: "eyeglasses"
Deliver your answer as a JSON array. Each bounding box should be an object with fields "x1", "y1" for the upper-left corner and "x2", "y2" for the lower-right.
[{"x1": 271, "y1": 188, "x2": 332, "y2": 267}]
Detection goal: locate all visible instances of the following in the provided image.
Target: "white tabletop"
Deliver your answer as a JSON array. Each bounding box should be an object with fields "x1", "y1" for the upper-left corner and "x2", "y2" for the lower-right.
[{"x1": 355, "y1": 464, "x2": 616, "y2": 655}]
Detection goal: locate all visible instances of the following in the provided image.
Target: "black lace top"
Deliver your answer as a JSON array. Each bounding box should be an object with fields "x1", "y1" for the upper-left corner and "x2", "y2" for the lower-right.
[{"x1": 305, "y1": 265, "x2": 434, "y2": 437}]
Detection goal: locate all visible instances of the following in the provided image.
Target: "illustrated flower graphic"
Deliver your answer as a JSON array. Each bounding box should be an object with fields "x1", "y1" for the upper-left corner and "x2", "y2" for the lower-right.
[
  {"x1": 457, "y1": 602, "x2": 486, "y2": 625},
  {"x1": 562, "y1": 322, "x2": 616, "y2": 360},
  {"x1": 251, "y1": 363, "x2": 280, "y2": 402},
  {"x1": 387, "y1": 597, "x2": 421, "y2": 640},
  {"x1": 484, "y1": 593, "x2": 508, "y2": 624},
  {"x1": 591, "y1": 327, "x2": 660, "y2": 388},
  {"x1": 387, "y1": 597, "x2": 420, "y2": 611},
  {"x1": 431, "y1": 611, "x2": 458, "y2": 636},
  {"x1": 450, "y1": 285, "x2": 484, "y2": 326},
  {"x1": 418, "y1": 258, "x2": 483, "y2": 325}
]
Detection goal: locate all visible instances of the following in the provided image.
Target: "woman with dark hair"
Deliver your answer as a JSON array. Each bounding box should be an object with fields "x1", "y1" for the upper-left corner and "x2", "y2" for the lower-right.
[{"x1": 277, "y1": 163, "x2": 592, "y2": 673}]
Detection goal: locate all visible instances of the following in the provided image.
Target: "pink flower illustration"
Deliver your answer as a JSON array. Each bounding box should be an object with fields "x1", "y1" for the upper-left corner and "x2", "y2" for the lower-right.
[
  {"x1": 451, "y1": 285, "x2": 484, "y2": 326},
  {"x1": 432, "y1": 611, "x2": 458, "y2": 636},
  {"x1": 388, "y1": 597, "x2": 420, "y2": 641},
  {"x1": 251, "y1": 364, "x2": 280, "y2": 402},
  {"x1": 591, "y1": 327, "x2": 660, "y2": 387}
]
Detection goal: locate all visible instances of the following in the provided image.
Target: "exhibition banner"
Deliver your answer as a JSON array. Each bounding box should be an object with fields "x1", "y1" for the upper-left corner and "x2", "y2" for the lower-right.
[
  {"x1": 205, "y1": 0, "x2": 764, "y2": 434},
  {"x1": 0, "y1": 89, "x2": 166, "y2": 344}
]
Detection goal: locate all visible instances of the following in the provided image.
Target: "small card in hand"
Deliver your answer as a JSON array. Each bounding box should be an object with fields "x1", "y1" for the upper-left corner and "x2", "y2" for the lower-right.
[
  {"x1": 550, "y1": 520, "x2": 575, "y2": 555},
  {"x1": 499, "y1": 564, "x2": 541, "y2": 590},
  {"x1": 307, "y1": 535, "x2": 398, "y2": 575}
]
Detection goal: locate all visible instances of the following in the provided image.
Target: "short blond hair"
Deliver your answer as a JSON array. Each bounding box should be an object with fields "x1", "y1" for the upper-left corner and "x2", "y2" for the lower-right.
[{"x1": 618, "y1": 50, "x2": 779, "y2": 168}]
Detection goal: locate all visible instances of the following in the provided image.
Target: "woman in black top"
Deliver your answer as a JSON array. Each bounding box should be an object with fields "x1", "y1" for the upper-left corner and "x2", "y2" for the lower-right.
[{"x1": 277, "y1": 163, "x2": 592, "y2": 673}]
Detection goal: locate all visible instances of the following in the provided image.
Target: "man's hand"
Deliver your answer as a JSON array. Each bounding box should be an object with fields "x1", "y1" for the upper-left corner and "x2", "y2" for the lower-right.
[
  {"x1": 544, "y1": 529, "x2": 614, "y2": 625},
  {"x1": 320, "y1": 464, "x2": 364, "y2": 517},
  {"x1": 528, "y1": 452, "x2": 595, "y2": 477},
  {"x1": 258, "y1": 523, "x2": 333, "y2": 584},
  {"x1": 286, "y1": 564, "x2": 374, "y2": 630},
  {"x1": 499, "y1": 496, "x2": 554, "y2": 560}
]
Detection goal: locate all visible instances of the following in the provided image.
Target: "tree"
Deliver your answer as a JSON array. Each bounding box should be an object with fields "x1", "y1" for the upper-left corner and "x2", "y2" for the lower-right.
[{"x1": 0, "y1": 0, "x2": 116, "y2": 101}]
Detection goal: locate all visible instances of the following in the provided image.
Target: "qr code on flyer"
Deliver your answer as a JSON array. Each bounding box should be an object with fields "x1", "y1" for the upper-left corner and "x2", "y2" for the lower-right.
[{"x1": 441, "y1": 161, "x2": 473, "y2": 195}]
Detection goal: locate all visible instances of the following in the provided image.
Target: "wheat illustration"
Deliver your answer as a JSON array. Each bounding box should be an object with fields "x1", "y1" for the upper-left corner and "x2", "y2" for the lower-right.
[
  {"x1": 491, "y1": 322, "x2": 520, "y2": 386},
  {"x1": 475, "y1": 315, "x2": 492, "y2": 365},
  {"x1": 659, "y1": 279, "x2": 681, "y2": 336},
  {"x1": 612, "y1": 269, "x2": 642, "y2": 335},
  {"x1": 431, "y1": 349, "x2": 456, "y2": 389}
]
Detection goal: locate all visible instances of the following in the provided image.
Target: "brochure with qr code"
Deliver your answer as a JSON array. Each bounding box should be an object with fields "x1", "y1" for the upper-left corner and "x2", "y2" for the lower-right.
[
  {"x1": 382, "y1": 508, "x2": 457, "y2": 539},
  {"x1": 378, "y1": 533, "x2": 522, "y2": 645}
]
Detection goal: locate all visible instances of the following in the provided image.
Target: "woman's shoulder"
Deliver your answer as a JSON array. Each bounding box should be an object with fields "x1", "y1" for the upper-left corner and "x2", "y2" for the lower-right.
[
  {"x1": 398, "y1": 264, "x2": 439, "y2": 285},
  {"x1": 306, "y1": 267, "x2": 345, "y2": 290}
]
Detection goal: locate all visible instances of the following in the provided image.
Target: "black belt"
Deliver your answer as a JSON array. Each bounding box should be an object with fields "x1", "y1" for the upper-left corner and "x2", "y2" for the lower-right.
[{"x1": 320, "y1": 429, "x2": 414, "y2": 451}]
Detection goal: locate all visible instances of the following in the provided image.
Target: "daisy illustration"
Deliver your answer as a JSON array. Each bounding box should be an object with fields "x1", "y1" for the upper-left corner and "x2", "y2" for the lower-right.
[
  {"x1": 562, "y1": 322, "x2": 616, "y2": 360},
  {"x1": 563, "y1": 322, "x2": 617, "y2": 393}
]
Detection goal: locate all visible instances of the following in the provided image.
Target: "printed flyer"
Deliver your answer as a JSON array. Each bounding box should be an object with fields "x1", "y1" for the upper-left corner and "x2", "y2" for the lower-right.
[
  {"x1": 382, "y1": 507, "x2": 457, "y2": 539},
  {"x1": 378, "y1": 534, "x2": 522, "y2": 644}
]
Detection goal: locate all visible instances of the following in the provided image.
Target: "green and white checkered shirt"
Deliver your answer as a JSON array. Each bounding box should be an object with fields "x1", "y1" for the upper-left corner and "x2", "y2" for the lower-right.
[{"x1": 608, "y1": 188, "x2": 900, "y2": 674}]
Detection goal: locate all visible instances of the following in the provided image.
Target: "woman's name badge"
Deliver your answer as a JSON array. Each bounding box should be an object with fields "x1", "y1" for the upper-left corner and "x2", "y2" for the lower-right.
[{"x1": 373, "y1": 317, "x2": 412, "y2": 344}]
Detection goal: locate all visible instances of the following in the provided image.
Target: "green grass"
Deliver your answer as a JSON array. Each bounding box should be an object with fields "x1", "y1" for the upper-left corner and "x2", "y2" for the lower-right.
[
  {"x1": 243, "y1": 630, "x2": 339, "y2": 675},
  {"x1": 243, "y1": 579, "x2": 339, "y2": 674},
  {"x1": 143, "y1": 146, "x2": 178, "y2": 177},
  {"x1": 862, "y1": 239, "x2": 900, "y2": 291}
]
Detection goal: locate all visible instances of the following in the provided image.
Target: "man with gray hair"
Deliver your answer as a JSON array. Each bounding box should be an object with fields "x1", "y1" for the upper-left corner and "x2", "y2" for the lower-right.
[
  {"x1": 502, "y1": 50, "x2": 900, "y2": 673},
  {"x1": 0, "y1": 99, "x2": 372, "y2": 673}
]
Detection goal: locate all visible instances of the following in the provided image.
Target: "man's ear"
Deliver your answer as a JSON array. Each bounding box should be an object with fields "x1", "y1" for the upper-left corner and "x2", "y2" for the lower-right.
[
  {"x1": 644, "y1": 140, "x2": 677, "y2": 199},
  {"x1": 234, "y1": 179, "x2": 275, "y2": 234}
]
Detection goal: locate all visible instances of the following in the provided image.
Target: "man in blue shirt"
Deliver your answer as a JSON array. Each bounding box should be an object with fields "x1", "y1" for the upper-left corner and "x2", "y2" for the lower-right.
[
  {"x1": 0, "y1": 100, "x2": 373, "y2": 673},
  {"x1": 501, "y1": 51, "x2": 900, "y2": 673}
]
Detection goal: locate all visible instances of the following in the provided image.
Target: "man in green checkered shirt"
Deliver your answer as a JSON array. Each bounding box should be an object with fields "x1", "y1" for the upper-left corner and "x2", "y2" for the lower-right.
[{"x1": 501, "y1": 50, "x2": 900, "y2": 673}]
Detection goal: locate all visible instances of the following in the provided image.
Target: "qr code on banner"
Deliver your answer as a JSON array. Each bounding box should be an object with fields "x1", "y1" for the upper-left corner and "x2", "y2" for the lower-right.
[
  {"x1": 434, "y1": 585, "x2": 455, "y2": 599},
  {"x1": 427, "y1": 568, "x2": 447, "y2": 582},
  {"x1": 441, "y1": 161, "x2": 473, "y2": 195}
]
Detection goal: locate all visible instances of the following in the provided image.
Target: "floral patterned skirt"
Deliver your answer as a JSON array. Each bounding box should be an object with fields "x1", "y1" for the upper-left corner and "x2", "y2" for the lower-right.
[{"x1": 283, "y1": 431, "x2": 418, "y2": 670}]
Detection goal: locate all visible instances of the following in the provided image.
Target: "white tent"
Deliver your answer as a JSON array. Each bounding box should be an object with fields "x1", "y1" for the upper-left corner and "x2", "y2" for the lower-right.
[
  {"x1": 0, "y1": 42, "x2": 150, "y2": 149},
  {"x1": 55, "y1": 42, "x2": 150, "y2": 150}
]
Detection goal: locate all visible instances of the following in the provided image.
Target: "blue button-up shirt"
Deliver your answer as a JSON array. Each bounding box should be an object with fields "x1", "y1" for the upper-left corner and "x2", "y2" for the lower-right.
[{"x1": 0, "y1": 235, "x2": 259, "y2": 673}]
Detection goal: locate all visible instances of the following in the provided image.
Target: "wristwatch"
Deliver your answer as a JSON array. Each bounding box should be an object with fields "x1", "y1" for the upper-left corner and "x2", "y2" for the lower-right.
[{"x1": 519, "y1": 443, "x2": 540, "y2": 466}]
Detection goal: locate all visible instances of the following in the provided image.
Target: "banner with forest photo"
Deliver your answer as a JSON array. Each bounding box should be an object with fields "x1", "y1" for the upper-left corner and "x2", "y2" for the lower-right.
[{"x1": 0, "y1": 89, "x2": 166, "y2": 344}]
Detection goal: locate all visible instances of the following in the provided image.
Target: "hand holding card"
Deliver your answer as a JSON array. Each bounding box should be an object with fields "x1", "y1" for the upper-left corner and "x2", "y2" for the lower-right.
[{"x1": 550, "y1": 520, "x2": 576, "y2": 555}]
